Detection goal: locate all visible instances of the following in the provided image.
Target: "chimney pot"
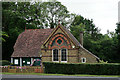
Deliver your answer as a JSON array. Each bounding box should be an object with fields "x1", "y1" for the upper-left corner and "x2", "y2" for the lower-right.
[{"x1": 80, "y1": 31, "x2": 83, "y2": 46}]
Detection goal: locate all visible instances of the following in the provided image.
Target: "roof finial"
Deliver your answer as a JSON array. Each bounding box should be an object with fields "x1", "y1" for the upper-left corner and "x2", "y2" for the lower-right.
[{"x1": 58, "y1": 20, "x2": 60, "y2": 25}]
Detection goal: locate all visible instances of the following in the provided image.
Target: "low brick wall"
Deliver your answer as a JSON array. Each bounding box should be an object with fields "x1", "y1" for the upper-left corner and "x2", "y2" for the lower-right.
[{"x1": 1, "y1": 66, "x2": 44, "y2": 73}]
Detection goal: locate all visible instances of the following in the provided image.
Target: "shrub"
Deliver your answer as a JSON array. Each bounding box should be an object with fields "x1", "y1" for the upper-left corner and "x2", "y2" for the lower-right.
[
  {"x1": 43, "y1": 62, "x2": 120, "y2": 75},
  {"x1": 0, "y1": 60, "x2": 10, "y2": 66}
]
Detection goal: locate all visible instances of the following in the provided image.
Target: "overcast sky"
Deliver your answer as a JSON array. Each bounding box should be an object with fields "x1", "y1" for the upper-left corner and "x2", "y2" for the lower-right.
[{"x1": 58, "y1": 0, "x2": 120, "y2": 34}]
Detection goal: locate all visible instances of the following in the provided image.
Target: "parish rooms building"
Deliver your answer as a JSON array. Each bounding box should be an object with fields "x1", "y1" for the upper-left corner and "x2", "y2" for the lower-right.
[{"x1": 11, "y1": 24, "x2": 100, "y2": 66}]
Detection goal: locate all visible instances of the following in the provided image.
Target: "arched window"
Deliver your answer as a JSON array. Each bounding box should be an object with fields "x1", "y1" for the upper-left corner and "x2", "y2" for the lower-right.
[
  {"x1": 53, "y1": 49, "x2": 59, "y2": 61},
  {"x1": 61, "y1": 49, "x2": 67, "y2": 62}
]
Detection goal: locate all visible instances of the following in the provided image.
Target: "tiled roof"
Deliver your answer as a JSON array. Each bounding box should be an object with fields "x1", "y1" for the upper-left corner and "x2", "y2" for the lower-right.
[
  {"x1": 11, "y1": 25, "x2": 99, "y2": 59},
  {"x1": 11, "y1": 29, "x2": 54, "y2": 57},
  {"x1": 60, "y1": 25, "x2": 82, "y2": 47}
]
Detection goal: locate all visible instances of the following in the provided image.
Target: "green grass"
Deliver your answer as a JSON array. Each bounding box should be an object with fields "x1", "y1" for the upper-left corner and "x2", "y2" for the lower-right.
[{"x1": 2, "y1": 72, "x2": 120, "y2": 77}]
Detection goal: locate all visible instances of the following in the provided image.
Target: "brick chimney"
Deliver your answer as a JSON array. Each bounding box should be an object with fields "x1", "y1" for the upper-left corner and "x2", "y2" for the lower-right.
[{"x1": 80, "y1": 32, "x2": 83, "y2": 46}]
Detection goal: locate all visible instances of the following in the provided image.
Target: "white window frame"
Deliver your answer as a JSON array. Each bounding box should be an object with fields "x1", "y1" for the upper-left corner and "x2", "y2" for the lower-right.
[
  {"x1": 61, "y1": 49, "x2": 67, "y2": 63},
  {"x1": 52, "y1": 49, "x2": 59, "y2": 62},
  {"x1": 14, "y1": 59, "x2": 18, "y2": 64},
  {"x1": 11, "y1": 58, "x2": 13, "y2": 63},
  {"x1": 81, "y1": 57, "x2": 86, "y2": 63}
]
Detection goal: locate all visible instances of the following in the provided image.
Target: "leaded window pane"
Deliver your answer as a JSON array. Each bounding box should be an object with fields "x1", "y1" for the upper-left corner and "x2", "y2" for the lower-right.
[
  {"x1": 61, "y1": 49, "x2": 67, "y2": 61},
  {"x1": 53, "y1": 49, "x2": 58, "y2": 61}
]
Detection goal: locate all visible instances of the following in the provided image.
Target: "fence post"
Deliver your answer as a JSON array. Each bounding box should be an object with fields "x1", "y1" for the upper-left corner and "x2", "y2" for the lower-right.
[{"x1": 8, "y1": 65, "x2": 10, "y2": 72}]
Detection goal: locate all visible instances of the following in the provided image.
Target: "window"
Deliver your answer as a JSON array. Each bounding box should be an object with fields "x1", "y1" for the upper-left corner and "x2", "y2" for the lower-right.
[
  {"x1": 27, "y1": 62, "x2": 30, "y2": 64},
  {"x1": 53, "y1": 49, "x2": 59, "y2": 61},
  {"x1": 61, "y1": 49, "x2": 67, "y2": 62},
  {"x1": 23, "y1": 61, "x2": 25, "y2": 63},
  {"x1": 57, "y1": 39, "x2": 62, "y2": 44},
  {"x1": 81, "y1": 57, "x2": 86, "y2": 63},
  {"x1": 14, "y1": 59, "x2": 18, "y2": 64}
]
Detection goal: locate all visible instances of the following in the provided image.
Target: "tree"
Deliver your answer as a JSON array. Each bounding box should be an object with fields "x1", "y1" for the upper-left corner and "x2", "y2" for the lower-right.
[
  {"x1": 71, "y1": 15, "x2": 101, "y2": 40},
  {"x1": 115, "y1": 22, "x2": 120, "y2": 62},
  {"x1": 8, "y1": 1, "x2": 74, "y2": 29},
  {"x1": 2, "y1": 2, "x2": 26, "y2": 60},
  {"x1": 70, "y1": 23, "x2": 85, "y2": 42},
  {"x1": 38, "y1": 1, "x2": 74, "y2": 28},
  {"x1": 70, "y1": 15, "x2": 117, "y2": 62},
  {"x1": 70, "y1": 15, "x2": 102, "y2": 47},
  {"x1": 116, "y1": 22, "x2": 120, "y2": 48},
  {"x1": 99, "y1": 32, "x2": 118, "y2": 62}
]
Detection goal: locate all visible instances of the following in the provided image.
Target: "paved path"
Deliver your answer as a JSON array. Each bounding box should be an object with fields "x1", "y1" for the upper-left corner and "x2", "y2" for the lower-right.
[{"x1": 1, "y1": 74, "x2": 120, "y2": 80}]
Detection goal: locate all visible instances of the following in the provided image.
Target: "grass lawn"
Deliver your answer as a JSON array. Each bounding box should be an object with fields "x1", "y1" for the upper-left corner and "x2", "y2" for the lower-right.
[{"x1": 1, "y1": 72, "x2": 120, "y2": 77}]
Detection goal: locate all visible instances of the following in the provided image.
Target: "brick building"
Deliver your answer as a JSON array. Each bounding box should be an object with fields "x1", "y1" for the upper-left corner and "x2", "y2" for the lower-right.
[{"x1": 11, "y1": 25, "x2": 100, "y2": 66}]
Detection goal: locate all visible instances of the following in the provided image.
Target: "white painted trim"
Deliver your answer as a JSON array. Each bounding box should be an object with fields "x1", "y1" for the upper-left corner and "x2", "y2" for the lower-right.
[
  {"x1": 11, "y1": 58, "x2": 13, "y2": 63},
  {"x1": 52, "y1": 49, "x2": 59, "y2": 62},
  {"x1": 20, "y1": 58, "x2": 22, "y2": 66},
  {"x1": 52, "y1": 49, "x2": 53, "y2": 62},
  {"x1": 60, "y1": 49, "x2": 61, "y2": 62},
  {"x1": 31, "y1": 58, "x2": 33, "y2": 64},
  {"x1": 61, "y1": 49, "x2": 68, "y2": 63},
  {"x1": 81, "y1": 57, "x2": 86, "y2": 63},
  {"x1": 61, "y1": 61, "x2": 67, "y2": 63}
]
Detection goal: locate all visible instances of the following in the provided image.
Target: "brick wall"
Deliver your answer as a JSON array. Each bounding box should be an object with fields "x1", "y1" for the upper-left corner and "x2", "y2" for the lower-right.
[
  {"x1": 79, "y1": 48, "x2": 98, "y2": 63},
  {"x1": 41, "y1": 50, "x2": 52, "y2": 62},
  {"x1": 41, "y1": 48, "x2": 99, "y2": 63},
  {"x1": 68, "y1": 49, "x2": 78, "y2": 63}
]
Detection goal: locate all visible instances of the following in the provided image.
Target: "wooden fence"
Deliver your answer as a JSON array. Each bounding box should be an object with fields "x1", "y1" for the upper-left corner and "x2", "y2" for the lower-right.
[{"x1": 0, "y1": 66, "x2": 44, "y2": 73}]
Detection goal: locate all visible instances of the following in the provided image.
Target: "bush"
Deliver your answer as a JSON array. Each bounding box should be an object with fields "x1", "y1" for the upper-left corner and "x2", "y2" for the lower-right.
[
  {"x1": 43, "y1": 62, "x2": 120, "y2": 75},
  {"x1": 0, "y1": 60, "x2": 10, "y2": 66}
]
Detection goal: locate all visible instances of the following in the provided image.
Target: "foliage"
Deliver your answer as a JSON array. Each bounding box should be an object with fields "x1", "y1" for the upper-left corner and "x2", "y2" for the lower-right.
[
  {"x1": 71, "y1": 15, "x2": 101, "y2": 39},
  {"x1": 0, "y1": 60, "x2": 10, "y2": 66},
  {"x1": 70, "y1": 23, "x2": 85, "y2": 41},
  {"x1": 5, "y1": 1, "x2": 74, "y2": 29},
  {"x1": 2, "y1": 2, "x2": 27, "y2": 60},
  {"x1": 99, "y1": 60, "x2": 108, "y2": 63},
  {"x1": 70, "y1": 15, "x2": 119, "y2": 63},
  {"x1": 43, "y1": 62, "x2": 120, "y2": 75},
  {"x1": 40, "y1": 1, "x2": 74, "y2": 28},
  {"x1": 0, "y1": 31, "x2": 9, "y2": 42},
  {"x1": 115, "y1": 22, "x2": 120, "y2": 62}
]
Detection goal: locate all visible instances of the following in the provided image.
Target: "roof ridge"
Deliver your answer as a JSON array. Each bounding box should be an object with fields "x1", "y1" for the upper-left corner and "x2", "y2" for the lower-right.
[
  {"x1": 26, "y1": 28, "x2": 53, "y2": 30},
  {"x1": 60, "y1": 24, "x2": 82, "y2": 47}
]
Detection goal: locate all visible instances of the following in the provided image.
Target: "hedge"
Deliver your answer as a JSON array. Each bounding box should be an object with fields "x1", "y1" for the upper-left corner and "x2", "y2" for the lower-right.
[
  {"x1": 43, "y1": 62, "x2": 120, "y2": 75},
  {"x1": 0, "y1": 60, "x2": 10, "y2": 66}
]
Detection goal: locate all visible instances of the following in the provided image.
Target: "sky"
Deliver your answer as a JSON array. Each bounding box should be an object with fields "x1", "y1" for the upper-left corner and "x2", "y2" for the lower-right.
[{"x1": 58, "y1": 0, "x2": 120, "y2": 34}]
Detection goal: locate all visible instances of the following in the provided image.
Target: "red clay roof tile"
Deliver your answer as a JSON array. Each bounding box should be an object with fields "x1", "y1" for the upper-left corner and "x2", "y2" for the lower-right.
[{"x1": 11, "y1": 29, "x2": 54, "y2": 57}]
